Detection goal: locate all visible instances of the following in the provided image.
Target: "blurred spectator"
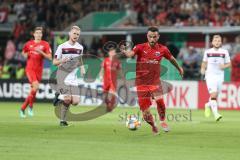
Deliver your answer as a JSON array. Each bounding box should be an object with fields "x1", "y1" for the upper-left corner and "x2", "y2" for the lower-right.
[
  {"x1": 178, "y1": 46, "x2": 201, "y2": 80},
  {"x1": 166, "y1": 42, "x2": 179, "y2": 58},
  {"x1": 56, "y1": 35, "x2": 68, "y2": 45},
  {"x1": 232, "y1": 35, "x2": 240, "y2": 58},
  {"x1": 4, "y1": 36, "x2": 16, "y2": 62},
  {"x1": 178, "y1": 42, "x2": 188, "y2": 59},
  {"x1": 231, "y1": 53, "x2": 240, "y2": 81},
  {"x1": 0, "y1": 58, "x2": 3, "y2": 78},
  {"x1": 12, "y1": 20, "x2": 26, "y2": 42},
  {"x1": 16, "y1": 63, "x2": 25, "y2": 79},
  {"x1": 1, "y1": 62, "x2": 11, "y2": 79},
  {"x1": 80, "y1": 39, "x2": 88, "y2": 54},
  {"x1": 128, "y1": 0, "x2": 240, "y2": 27},
  {"x1": 222, "y1": 37, "x2": 233, "y2": 56},
  {"x1": 90, "y1": 37, "x2": 102, "y2": 56},
  {"x1": 0, "y1": 0, "x2": 9, "y2": 23},
  {"x1": 13, "y1": 1, "x2": 25, "y2": 17}
]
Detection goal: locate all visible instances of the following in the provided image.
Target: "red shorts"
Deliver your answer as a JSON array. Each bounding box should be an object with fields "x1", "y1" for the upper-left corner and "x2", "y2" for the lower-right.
[
  {"x1": 26, "y1": 70, "x2": 42, "y2": 84},
  {"x1": 137, "y1": 85, "x2": 163, "y2": 111}
]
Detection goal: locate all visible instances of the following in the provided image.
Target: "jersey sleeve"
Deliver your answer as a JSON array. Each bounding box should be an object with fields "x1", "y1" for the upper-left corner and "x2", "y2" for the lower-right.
[
  {"x1": 132, "y1": 44, "x2": 141, "y2": 56},
  {"x1": 202, "y1": 50, "x2": 208, "y2": 62},
  {"x1": 22, "y1": 42, "x2": 29, "y2": 53},
  {"x1": 54, "y1": 45, "x2": 62, "y2": 60},
  {"x1": 163, "y1": 47, "x2": 172, "y2": 60},
  {"x1": 44, "y1": 42, "x2": 52, "y2": 55},
  {"x1": 224, "y1": 50, "x2": 231, "y2": 63}
]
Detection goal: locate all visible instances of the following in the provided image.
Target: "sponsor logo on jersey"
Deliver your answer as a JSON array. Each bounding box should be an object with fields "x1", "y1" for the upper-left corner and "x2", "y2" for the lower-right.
[
  {"x1": 155, "y1": 52, "x2": 161, "y2": 56},
  {"x1": 207, "y1": 53, "x2": 225, "y2": 58}
]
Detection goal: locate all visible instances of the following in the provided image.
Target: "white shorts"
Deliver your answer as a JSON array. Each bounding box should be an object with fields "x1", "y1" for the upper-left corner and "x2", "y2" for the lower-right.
[
  {"x1": 205, "y1": 74, "x2": 224, "y2": 93},
  {"x1": 64, "y1": 68, "x2": 79, "y2": 86}
]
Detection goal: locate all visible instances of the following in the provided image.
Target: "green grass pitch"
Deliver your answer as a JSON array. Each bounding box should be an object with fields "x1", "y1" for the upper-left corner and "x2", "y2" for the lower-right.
[{"x1": 0, "y1": 102, "x2": 240, "y2": 160}]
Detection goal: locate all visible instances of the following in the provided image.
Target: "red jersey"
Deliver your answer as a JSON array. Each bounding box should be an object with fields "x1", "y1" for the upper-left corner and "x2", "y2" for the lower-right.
[
  {"x1": 102, "y1": 57, "x2": 121, "y2": 85},
  {"x1": 23, "y1": 40, "x2": 52, "y2": 72},
  {"x1": 132, "y1": 43, "x2": 172, "y2": 86}
]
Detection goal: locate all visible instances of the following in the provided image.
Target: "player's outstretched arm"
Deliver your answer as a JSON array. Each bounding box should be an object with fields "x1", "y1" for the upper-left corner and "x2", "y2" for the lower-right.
[{"x1": 169, "y1": 56, "x2": 184, "y2": 78}]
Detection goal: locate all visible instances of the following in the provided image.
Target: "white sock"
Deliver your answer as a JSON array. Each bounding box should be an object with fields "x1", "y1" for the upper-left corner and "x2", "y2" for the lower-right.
[{"x1": 209, "y1": 100, "x2": 218, "y2": 117}]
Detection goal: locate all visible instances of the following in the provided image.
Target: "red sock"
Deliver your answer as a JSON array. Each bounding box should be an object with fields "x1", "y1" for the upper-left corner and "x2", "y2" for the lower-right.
[
  {"x1": 143, "y1": 113, "x2": 155, "y2": 127},
  {"x1": 109, "y1": 96, "x2": 116, "y2": 107},
  {"x1": 21, "y1": 96, "x2": 30, "y2": 111},
  {"x1": 29, "y1": 90, "x2": 37, "y2": 108},
  {"x1": 105, "y1": 96, "x2": 116, "y2": 111},
  {"x1": 156, "y1": 98, "x2": 166, "y2": 121}
]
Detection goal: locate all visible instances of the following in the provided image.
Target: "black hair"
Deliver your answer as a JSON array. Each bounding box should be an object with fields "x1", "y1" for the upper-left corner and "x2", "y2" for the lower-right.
[
  {"x1": 148, "y1": 26, "x2": 159, "y2": 33},
  {"x1": 34, "y1": 26, "x2": 43, "y2": 32},
  {"x1": 211, "y1": 34, "x2": 222, "y2": 41}
]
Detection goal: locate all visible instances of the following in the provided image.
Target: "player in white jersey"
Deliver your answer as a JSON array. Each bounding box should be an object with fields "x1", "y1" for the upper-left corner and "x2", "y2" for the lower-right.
[
  {"x1": 201, "y1": 35, "x2": 231, "y2": 121},
  {"x1": 52, "y1": 26, "x2": 85, "y2": 126}
]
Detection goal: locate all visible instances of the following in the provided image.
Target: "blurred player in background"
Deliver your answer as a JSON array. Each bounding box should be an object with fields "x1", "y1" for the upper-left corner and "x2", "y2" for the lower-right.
[
  {"x1": 52, "y1": 26, "x2": 85, "y2": 126},
  {"x1": 20, "y1": 27, "x2": 52, "y2": 118},
  {"x1": 121, "y1": 26, "x2": 184, "y2": 135},
  {"x1": 201, "y1": 35, "x2": 231, "y2": 121},
  {"x1": 99, "y1": 48, "x2": 123, "y2": 111}
]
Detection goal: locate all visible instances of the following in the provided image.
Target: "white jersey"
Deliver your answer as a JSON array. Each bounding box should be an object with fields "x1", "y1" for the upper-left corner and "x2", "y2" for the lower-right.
[
  {"x1": 203, "y1": 47, "x2": 230, "y2": 93},
  {"x1": 55, "y1": 41, "x2": 84, "y2": 88},
  {"x1": 203, "y1": 47, "x2": 230, "y2": 76},
  {"x1": 54, "y1": 41, "x2": 83, "y2": 60}
]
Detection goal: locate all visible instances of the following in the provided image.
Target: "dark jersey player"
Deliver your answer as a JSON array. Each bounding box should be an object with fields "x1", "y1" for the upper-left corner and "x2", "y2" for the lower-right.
[{"x1": 121, "y1": 26, "x2": 184, "y2": 135}]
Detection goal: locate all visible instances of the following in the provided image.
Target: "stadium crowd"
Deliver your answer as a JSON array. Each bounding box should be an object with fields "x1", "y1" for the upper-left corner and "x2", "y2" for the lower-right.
[
  {"x1": 0, "y1": 0, "x2": 240, "y2": 80},
  {"x1": 132, "y1": 0, "x2": 240, "y2": 27}
]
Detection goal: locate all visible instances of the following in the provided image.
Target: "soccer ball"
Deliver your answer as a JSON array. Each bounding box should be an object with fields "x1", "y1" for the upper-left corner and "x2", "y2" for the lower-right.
[{"x1": 126, "y1": 114, "x2": 141, "y2": 130}]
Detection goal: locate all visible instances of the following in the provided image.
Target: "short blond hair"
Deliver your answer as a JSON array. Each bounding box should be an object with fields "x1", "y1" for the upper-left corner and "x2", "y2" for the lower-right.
[{"x1": 71, "y1": 25, "x2": 81, "y2": 31}]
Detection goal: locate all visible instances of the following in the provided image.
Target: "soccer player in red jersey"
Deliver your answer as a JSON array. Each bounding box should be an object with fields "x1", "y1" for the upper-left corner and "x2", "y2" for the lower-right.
[
  {"x1": 100, "y1": 48, "x2": 123, "y2": 111},
  {"x1": 20, "y1": 27, "x2": 52, "y2": 118},
  {"x1": 121, "y1": 27, "x2": 184, "y2": 135}
]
